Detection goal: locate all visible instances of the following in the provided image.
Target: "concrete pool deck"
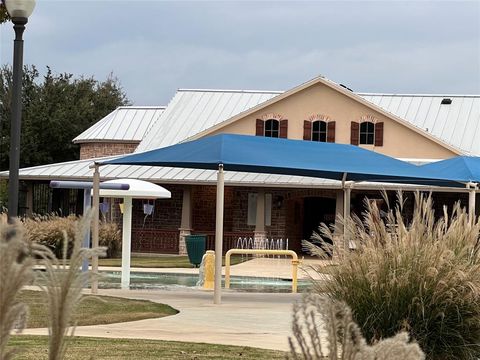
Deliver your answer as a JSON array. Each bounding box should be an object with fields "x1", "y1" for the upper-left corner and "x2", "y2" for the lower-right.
[
  {"x1": 22, "y1": 288, "x2": 302, "y2": 351},
  {"x1": 23, "y1": 257, "x2": 331, "y2": 350}
]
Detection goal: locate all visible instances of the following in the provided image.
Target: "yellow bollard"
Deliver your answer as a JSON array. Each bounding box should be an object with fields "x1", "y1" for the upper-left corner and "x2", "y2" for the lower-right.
[
  {"x1": 203, "y1": 250, "x2": 215, "y2": 290},
  {"x1": 291, "y1": 259, "x2": 300, "y2": 293}
]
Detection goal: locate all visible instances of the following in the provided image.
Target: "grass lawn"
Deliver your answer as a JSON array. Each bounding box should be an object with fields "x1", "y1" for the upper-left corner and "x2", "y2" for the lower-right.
[
  {"x1": 9, "y1": 336, "x2": 287, "y2": 359},
  {"x1": 98, "y1": 255, "x2": 247, "y2": 268},
  {"x1": 20, "y1": 290, "x2": 178, "y2": 328}
]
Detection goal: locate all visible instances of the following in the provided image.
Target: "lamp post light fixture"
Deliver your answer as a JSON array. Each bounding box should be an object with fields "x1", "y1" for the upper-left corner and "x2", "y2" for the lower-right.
[{"x1": 4, "y1": 0, "x2": 35, "y2": 219}]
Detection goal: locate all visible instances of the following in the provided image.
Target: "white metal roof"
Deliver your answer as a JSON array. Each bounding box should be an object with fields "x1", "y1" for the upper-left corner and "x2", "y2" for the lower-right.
[
  {"x1": 358, "y1": 94, "x2": 480, "y2": 156},
  {"x1": 136, "y1": 89, "x2": 281, "y2": 152},
  {"x1": 73, "y1": 106, "x2": 166, "y2": 143},
  {"x1": 133, "y1": 87, "x2": 479, "y2": 156},
  {"x1": 0, "y1": 156, "x2": 342, "y2": 188}
]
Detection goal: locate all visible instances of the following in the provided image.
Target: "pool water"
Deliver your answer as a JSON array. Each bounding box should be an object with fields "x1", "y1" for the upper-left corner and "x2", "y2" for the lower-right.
[{"x1": 99, "y1": 271, "x2": 313, "y2": 293}]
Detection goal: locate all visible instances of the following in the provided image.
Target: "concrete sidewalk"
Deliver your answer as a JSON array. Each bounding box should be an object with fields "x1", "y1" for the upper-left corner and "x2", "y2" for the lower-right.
[{"x1": 22, "y1": 288, "x2": 301, "y2": 351}]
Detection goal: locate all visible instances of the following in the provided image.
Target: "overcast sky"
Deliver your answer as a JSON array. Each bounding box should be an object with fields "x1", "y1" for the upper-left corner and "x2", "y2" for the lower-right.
[{"x1": 1, "y1": 0, "x2": 479, "y2": 105}]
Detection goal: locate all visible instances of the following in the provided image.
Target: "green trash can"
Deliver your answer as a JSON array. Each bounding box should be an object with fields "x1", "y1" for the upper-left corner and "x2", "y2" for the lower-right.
[{"x1": 185, "y1": 234, "x2": 207, "y2": 267}]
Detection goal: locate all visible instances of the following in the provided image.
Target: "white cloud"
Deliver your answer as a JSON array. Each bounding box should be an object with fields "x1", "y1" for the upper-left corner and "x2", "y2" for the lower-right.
[{"x1": 0, "y1": 0, "x2": 478, "y2": 104}]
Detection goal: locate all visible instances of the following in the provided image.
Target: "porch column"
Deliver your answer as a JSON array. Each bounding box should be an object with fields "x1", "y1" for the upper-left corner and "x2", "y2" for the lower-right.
[
  {"x1": 178, "y1": 187, "x2": 192, "y2": 255},
  {"x1": 343, "y1": 185, "x2": 352, "y2": 258},
  {"x1": 468, "y1": 183, "x2": 477, "y2": 224},
  {"x1": 333, "y1": 190, "x2": 344, "y2": 260},
  {"x1": 25, "y1": 183, "x2": 33, "y2": 218},
  {"x1": 254, "y1": 190, "x2": 267, "y2": 244}
]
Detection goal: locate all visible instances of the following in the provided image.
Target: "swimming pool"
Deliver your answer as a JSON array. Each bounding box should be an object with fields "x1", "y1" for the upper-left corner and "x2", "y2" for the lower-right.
[{"x1": 98, "y1": 271, "x2": 313, "y2": 293}]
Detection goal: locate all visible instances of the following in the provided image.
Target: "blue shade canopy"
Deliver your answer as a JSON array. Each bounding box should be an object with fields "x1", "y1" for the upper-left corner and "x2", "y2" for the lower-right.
[
  {"x1": 422, "y1": 156, "x2": 480, "y2": 184},
  {"x1": 100, "y1": 134, "x2": 461, "y2": 186}
]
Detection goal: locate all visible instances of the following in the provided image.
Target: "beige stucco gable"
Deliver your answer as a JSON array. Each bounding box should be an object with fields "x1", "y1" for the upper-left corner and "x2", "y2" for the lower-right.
[{"x1": 209, "y1": 81, "x2": 457, "y2": 160}]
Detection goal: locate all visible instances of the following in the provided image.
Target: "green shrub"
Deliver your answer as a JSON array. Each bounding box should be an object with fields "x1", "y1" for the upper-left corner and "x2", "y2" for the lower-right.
[
  {"x1": 23, "y1": 214, "x2": 121, "y2": 259},
  {"x1": 309, "y1": 193, "x2": 480, "y2": 360}
]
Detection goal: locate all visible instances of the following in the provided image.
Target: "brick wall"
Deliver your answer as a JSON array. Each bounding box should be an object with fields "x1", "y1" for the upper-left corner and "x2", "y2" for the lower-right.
[
  {"x1": 191, "y1": 185, "x2": 339, "y2": 245},
  {"x1": 131, "y1": 184, "x2": 183, "y2": 230},
  {"x1": 79, "y1": 142, "x2": 139, "y2": 160},
  {"x1": 192, "y1": 186, "x2": 235, "y2": 231},
  {"x1": 99, "y1": 184, "x2": 475, "y2": 255}
]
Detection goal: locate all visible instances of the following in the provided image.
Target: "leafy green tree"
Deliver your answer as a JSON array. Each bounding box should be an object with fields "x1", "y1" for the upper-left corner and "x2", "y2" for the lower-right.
[
  {"x1": 0, "y1": 65, "x2": 130, "y2": 169},
  {"x1": 0, "y1": 1, "x2": 10, "y2": 24}
]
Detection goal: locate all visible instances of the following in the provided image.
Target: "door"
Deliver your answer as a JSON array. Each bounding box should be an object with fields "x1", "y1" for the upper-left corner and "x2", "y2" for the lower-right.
[{"x1": 303, "y1": 197, "x2": 336, "y2": 256}]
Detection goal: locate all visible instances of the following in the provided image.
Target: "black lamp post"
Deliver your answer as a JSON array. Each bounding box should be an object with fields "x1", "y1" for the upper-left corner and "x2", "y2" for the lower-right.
[{"x1": 4, "y1": 0, "x2": 35, "y2": 219}]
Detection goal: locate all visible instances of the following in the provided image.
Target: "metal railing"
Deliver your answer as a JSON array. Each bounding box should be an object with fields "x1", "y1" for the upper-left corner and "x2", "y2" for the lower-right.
[{"x1": 224, "y1": 248, "x2": 300, "y2": 293}]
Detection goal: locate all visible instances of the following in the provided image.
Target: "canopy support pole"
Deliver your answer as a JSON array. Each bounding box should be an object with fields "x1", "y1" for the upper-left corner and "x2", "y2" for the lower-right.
[
  {"x1": 468, "y1": 182, "x2": 477, "y2": 224},
  {"x1": 82, "y1": 190, "x2": 92, "y2": 272},
  {"x1": 341, "y1": 173, "x2": 351, "y2": 258},
  {"x1": 343, "y1": 185, "x2": 351, "y2": 256},
  {"x1": 214, "y1": 164, "x2": 224, "y2": 305},
  {"x1": 91, "y1": 163, "x2": 100, "y2": 294},
  {"x1": 121, "y1": 196, "x2": 133, "y2": 289}
]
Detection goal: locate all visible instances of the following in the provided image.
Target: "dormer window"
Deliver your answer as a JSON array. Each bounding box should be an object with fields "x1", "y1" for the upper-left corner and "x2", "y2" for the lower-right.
[
  {"x1": 303, "y1": 116, "x2": 335, "y2": 142},
  {"x1": 256, "y1": 117, "x2": 288, "y2": 138},
  {"x1": 351, "y1": 118, "x2": 384, "y2": 146},
  {"x1": 264, "y1": 119, "x2": 279, "y2": 138}
]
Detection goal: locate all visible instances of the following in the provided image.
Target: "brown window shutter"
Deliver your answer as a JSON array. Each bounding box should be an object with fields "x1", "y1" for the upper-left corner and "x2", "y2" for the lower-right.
[
  {"x1": 327, "y1": 121, "x2": 336, "y2": 143},
  {"x1": 280, "y1": 119, "x2": 288, "y2": 138},
  {"x1": 303, "y1": 120, "x2": 312, "y2": 140},
  {"x1": 255, "y1": 119, "x2": 264, "y2": 136},
  {"x1": 374, "y1": 122, "x2": 384, "y2": 146},
  {"x1": 351, "y1": 121, "x2": 359, "y2": 145}
]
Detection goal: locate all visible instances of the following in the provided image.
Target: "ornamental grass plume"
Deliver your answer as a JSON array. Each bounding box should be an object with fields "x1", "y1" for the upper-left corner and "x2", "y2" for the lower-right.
[
  {"x1": 289, "y1": 294, "x2": 425, "y2": 360},
  {"x1": 24, "y1": 214, "x2": 120, "y2": 259},
  {"x1": 0, "y1": 215, "x2": 40, "y2": 360},
  {"x1": 306, "y1": 192, "x2": 480, "y2": 359},
  {"x1": 35, "y1": 212, "x2": 106, "y2": 360}
]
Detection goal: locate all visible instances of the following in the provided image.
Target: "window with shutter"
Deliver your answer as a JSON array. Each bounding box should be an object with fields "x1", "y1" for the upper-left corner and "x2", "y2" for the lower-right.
[
  {"x1": 312, "y1": 121, "x2": 327, "y2": 142},
  {"x1": 327, "y1": 121, "x2": 336, "y2": 143},
  {"x1": 279, "y1": 119, "x2": 288, "y2": 138},
  {"x1": 303, "y1": 120, "x2": 312, "y2": 140},
  {"x1": 255, "y1": 119, "x2": 265, "y2": 136},
  {"x1": 265, "y1": 119, "x2": 279, "y2": 138},
  {"x1": 374, "y1": 122, "x2": 384, "y2": 146},
  {"x1": 351, "y1": 122, "x2": 359, "y2": 145},
  {"x1": 360, "y1": 121, "x2": 375, "y2": 145}
]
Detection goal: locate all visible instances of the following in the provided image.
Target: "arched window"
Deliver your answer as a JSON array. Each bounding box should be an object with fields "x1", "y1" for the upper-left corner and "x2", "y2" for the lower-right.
[
  {"x1": 264, "y1": 119, "x2": 279, "y2": 138},
  {"x1": 360, "y1": 121, "x2": 375, "y2": 145},
  {"x1": 312, "y1": 121, "x2": 327, "y2": 142}
]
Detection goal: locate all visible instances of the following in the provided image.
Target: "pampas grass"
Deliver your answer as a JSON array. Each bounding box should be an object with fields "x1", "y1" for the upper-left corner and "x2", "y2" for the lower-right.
[
  {"x1": 289, "y1": 294, "x2": 425, "y2": 360},
  {"x1": 98, "y1": 221, "x2": 121, "y2": 258},
  {"x1": 35, "y1": 212, "x2": 105, "y2": 360},
  {"x1": 307, "y1": 192, "x2": 480, "y2": 359},
  {"x1": 1, "y1": 211, "x2": 105, "y2": 360},
  {"x1": 0, "y1": 216, "x2": 37, "y2": 360},
  {"x1": 24, "y1": 214, "x2": 120, "y2": 258}
]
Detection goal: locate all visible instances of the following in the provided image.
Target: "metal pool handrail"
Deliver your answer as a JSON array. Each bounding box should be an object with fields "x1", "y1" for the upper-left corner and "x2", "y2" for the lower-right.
[{"x1": 224, "y1": 249, "x2": 300, "y2": 293}]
